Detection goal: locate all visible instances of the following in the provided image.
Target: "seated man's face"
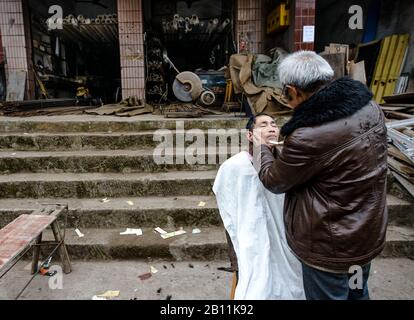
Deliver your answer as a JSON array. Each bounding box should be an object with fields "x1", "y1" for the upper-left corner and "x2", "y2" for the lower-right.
[{"x1": 248, "y1": 115, "x2": 279, "y2": 146}]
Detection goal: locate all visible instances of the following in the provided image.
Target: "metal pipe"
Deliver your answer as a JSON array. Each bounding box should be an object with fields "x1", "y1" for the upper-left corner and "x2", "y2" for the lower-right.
[
  {"x1": 79, "y1": 24, "x2": 98, "y2": 43},
  {"x1": 77, "y1": 15, "x2": 85, "y2": 23},
  {"x1": 102, "y1": 24, "x2": 115, "y2": 42},
  {"x1": 206, "y1": 19, "x2": 215, "y2": 34},
  {"x1": 91, "y1": 24, "x2": 109, "y2": 42},
  {"x1": 218, "y1": 18, "x2": 230, "y2": 32}
]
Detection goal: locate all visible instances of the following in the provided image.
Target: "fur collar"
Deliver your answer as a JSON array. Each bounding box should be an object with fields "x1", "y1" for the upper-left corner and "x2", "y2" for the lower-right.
[{"x1": 281, "y1": 77, "x2": 373, "y2": 137}]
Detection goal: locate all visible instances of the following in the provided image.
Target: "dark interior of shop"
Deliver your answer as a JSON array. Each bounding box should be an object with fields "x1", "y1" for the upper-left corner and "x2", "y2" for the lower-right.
[
  {"x1": 143, "y1": 0, "x2": 236, "y2": 103},
  {"x1": 28, "y1": 0, "x2": 120, "y2": 103}
]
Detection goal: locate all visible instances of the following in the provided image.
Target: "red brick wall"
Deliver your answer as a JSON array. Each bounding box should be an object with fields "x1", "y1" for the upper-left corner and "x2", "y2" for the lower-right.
[
  {"x1": 236, "y1": 0, "x2": 263, "y2": 54},
  {"x1": 294, "y1": 0, "x2": 315, "y2": 51},
  {"x1": 118, "y1": 0, "x2": 145, "y2": 100}
]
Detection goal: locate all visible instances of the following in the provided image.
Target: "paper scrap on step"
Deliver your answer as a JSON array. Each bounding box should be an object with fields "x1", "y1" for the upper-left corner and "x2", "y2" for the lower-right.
[
  {"x1": 120, "y1": 228, "x2": 143, "y2": 236},
  {"x1": 75, "y1": 228, "x2": 85, "y2": 238},
  {"x1": 198, "y1": 201, "x2": 206, "y2": 207},
  {"x1": 150, "y1": 266, "x2": 158, "y2": 274},
  {"x1": 161, "y1": 230, "x2": 187, "y2": 239},
  {"x1": 154, "y1": 227, "x2": 167, "y2": 234},
  {"x1": 127, "y1": 200, "x2": 134, "y2": 206},
  {"x1": 94, "y1": 290, "x2": 120, "y2": 299},
  {"x1": 192, "y1": 228, "x2": 201, "y2": 234},
  {"x1": 100, "y1": 198, "x2": 110, "y2": 203}
]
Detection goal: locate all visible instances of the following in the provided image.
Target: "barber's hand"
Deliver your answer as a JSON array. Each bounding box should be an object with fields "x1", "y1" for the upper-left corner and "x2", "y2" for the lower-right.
[{"x1": 252, "y1": 129, "x2": 274, "y2": 150}]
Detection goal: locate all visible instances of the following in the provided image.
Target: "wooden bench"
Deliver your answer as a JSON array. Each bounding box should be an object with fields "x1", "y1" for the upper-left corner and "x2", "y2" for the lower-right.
[{"x1": 0, "y1": 204, "x2": 71, "y2": 291}]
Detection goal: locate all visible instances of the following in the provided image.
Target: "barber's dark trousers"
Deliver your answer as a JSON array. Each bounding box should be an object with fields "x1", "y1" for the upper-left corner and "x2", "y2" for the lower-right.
[{"x1": 301, "y1": 262, "x2": 371, "y2": 300}]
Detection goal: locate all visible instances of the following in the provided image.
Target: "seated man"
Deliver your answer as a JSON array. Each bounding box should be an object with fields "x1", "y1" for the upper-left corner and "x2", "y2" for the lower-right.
[{"x1": 213, "y1": 113, "x2": 305, "y2": 300}]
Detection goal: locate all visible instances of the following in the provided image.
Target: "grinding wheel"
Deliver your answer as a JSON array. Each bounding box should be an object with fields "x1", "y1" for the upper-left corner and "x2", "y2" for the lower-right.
[{"x1": 173, "y1": 71, "x2": 203, "y2": 102}]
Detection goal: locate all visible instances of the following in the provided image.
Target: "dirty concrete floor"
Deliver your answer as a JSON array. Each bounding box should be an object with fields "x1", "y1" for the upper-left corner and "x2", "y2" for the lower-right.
[{"x1": 0, "y1": 258, "x2": 413, "y2": 300}]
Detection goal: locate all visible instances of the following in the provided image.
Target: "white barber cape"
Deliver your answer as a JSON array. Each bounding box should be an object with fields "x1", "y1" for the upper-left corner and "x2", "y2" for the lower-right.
[{"x1": 212, "y1": 151, "x2": 305, "y2": 300}]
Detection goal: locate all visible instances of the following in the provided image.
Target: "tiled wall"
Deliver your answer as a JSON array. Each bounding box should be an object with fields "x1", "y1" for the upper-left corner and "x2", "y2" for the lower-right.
[
  {"x1": 294, "y1": 0, "x2": 315, "y2": 51},
  {"x1": 0, "y1": 0, "x2": 30, "y2": 97},
  {"x1": 236, "y1": 0, "x2": 263, "y2": 54},
  {"x1": 22, "y1": 0, "x2": 34, "y2": 99},
  {"x1": 118, "y1": 0, "x2": 145, "y2": 100},
  {"x1": 0, "y1": 32, "x2": 4, "y2": 64}
]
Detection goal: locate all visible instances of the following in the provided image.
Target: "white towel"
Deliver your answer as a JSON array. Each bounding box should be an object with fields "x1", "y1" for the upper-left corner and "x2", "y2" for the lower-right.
[{"x1": 213, "y1": 151, "x2": 305, "y2": 300}]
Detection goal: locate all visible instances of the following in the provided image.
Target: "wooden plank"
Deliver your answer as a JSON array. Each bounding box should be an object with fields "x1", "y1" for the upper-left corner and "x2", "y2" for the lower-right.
[
  {"x1": 376, "y1": 35, "x2": 398, "y2": 103},
  {"x1": 349, "y1": 60, "x2": 367, "y2": 84},
  {"x1": 388, "y1": 157, "x2": 414, "y2": 178},
  {"x1": 380, "y1": 106, "x2": 410, "y2": 111},
  {"x1": 383, "y1": 34, "x2": 409, "y2": 98},
  {"x1": 401, "y1": 129, "x2": 414, "y2": 138},
  {"x1": 384, "y1": 111, "x2": 414, "y2": 120},
  {"x1": 319, "y1": 52, "x2": 345, "y2": 79},
  {"x1": 388, "y1": 145, "x2": 412, "y2": 165},
  {"x1": 381, "y1": 103, "x2": 414, "y2": 108},
  {"x1": 383, "y1": 91, "x2": 414, "y2": 104},
  {"x1": 371, "y1": 36, "x2": 391, "y2": 101},
  {"x1": 0, "y1": 214, "x2": 56, "y2": 272},
  {"x1": 392, "y1": 172, "x2": 414, "y2": 198}
]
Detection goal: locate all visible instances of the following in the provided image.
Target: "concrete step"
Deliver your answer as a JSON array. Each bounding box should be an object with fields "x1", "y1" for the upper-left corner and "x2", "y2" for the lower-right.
[
  {"x1": 34, "y1": 226, "x2": 229, "y2": 261},
  {"x1": 0, "y1": 171, "x2": 216, "y2": 198},
  {"x1": 387, "y1": 171, "x2": 414, "y2": 203},
  {"x1": 0, "y1": 196, "x2": 221, "y2": 228},
  {"x1": 0, "y1": 130, "x2": 245, "y2": 151},
  {"x1": 24, "y1": 225, "x2": 414, "y2": 261},
  {"x1": 0, "y1": 149, "x2": 229, "y2": 173},
  {"x1": 386, "y1": 195, "x2": 414, "y2": 227},
  {"x1": 0, "y1": 131, "x2": 161, "y2": 151},
  {"x1": 380, "y1": 225, "x2": 414, "y2": 258},
  {"x1": 0, "y1": 195, "x2": 412, "y2": 229},
  {"x1": 0, "y1": 115, "x2": 249, "y2": 133}
]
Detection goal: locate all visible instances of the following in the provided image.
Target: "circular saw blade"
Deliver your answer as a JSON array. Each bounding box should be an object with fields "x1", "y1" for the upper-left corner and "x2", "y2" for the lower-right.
[{"x1": 173, "y1": 71, "x2": 203, "y2": 102}]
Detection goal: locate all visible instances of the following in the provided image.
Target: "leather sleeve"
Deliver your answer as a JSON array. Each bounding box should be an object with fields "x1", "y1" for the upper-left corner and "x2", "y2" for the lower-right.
[{"x1": 252, "y1": 133, "x2": 322, "y2": 194}]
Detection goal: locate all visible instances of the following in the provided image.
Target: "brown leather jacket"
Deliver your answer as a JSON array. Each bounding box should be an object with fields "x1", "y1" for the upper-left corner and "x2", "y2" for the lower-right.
[{"x1": 254, "y1": 78, "x2": 388, "y2": 271}]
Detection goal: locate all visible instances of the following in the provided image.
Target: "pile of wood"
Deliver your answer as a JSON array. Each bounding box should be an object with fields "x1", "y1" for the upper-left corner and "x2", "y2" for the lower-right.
[
  {"x1": 385, "y1": 93, "x2": 414, "y2": 198},
  {"x1": 381, "y1": 92, "x2": 414, "y2": 121},
  {"x1": 320, "y1": 43, "x2": 366, "y2": 84}
]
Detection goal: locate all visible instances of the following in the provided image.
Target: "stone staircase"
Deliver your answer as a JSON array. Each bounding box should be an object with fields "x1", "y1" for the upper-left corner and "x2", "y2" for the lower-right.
[{"x1": 0, "y1": 114, "x2": 412, "y2": 262}]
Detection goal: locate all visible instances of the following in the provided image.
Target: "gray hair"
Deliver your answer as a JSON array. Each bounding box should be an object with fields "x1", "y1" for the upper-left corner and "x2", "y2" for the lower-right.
[{"x1": 278, "y1": 51, "x2": 334, "y2": 91}]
